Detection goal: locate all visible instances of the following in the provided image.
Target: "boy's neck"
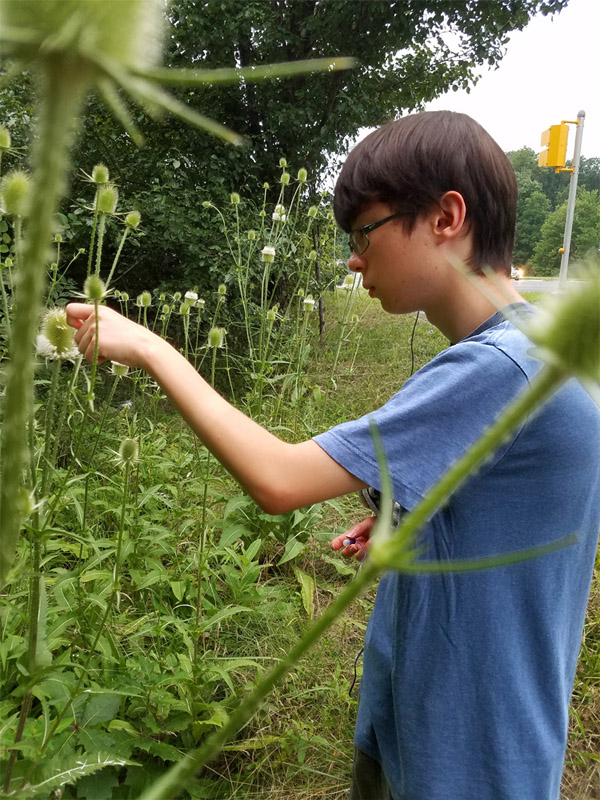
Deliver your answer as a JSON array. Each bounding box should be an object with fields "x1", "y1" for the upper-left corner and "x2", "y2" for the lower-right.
[{"x1": 426, "y1": 272, "x2": 525, "y2": 343}]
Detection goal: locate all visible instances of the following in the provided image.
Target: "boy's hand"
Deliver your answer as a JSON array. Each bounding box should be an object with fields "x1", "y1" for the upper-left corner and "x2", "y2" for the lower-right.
[
  {"x1": 331, "y1": 516, "x2": 376, "y2": 561},
  {"x1": 66, "y1": 303, "x2": 162, "y2": 369}
]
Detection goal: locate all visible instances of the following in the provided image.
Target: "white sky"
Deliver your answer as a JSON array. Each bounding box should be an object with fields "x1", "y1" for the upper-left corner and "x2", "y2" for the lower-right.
[{"x1": 424, "y1": 0, "x2": 598, "y2": 158}]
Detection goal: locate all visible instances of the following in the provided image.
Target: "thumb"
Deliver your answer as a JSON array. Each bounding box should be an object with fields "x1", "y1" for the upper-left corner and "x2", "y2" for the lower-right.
[{"x1": 66, "y1": 302, "x2": 93, "y2": 328}]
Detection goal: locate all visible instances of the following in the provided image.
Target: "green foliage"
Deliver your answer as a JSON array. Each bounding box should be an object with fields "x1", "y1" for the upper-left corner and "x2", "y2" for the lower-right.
[{"x1": 531, "y1": 188, "x2": 600, "y2": 276}]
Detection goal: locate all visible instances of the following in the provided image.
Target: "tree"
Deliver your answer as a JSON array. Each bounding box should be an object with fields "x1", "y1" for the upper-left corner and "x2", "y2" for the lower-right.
[
  {"x1": 530, "y1": 188, "x2": 600, "y2": 276},
  {"x1": 2, "y1": 0, "x2": 570, "y2": 295}
]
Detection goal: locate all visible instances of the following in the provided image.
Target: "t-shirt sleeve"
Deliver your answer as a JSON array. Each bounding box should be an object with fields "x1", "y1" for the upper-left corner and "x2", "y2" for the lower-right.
[{"x1": 313, "y1": 340, "x2": 531, "y2": 511}]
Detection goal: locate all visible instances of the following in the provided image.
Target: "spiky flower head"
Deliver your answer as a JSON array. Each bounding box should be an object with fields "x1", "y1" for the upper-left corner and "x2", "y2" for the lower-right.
[
  {"x1": 0, "y1": 126, "x2": 11, "y2": 150},
  {"x1": 263, "y1": 182, "x2": 270, "y2": 190},
  {"x1": 184, "y1": 290, "x2": 198, "y2": 306},
  {"x1": 111, "y1": 361, "x2": 129, "y2": 377},
  {"x1": 178, "y1": 302, "x2": 189, "y2": 316},
  {"x1": 279, "y1": 158, "x2": 287, "y2": 168},
  {"x1": 303, "y1": 295, "x2": 316, "y2": 311},
  {"x1": 230, "y1": 192, "x2": 240, "y2": 205},
  {"x1": 266, "y1": 307, "x2": 277, "y2": 322},
  {"x1": 125, "y1": 210, "x2": 141, "y2": 228},
  {"x1": 96, "y1": 184, "x2": 119, "y2": 215},
  {"x1": 54, "y1": 233, "x2": 63, "y2": 243},
  {"x1": 118, "y1": 437, "x2": 139, "y2": 466},
  {"x1": 261, "y1": 246, "x2": 276, "y2": 263},
  {"x1": 297, "y1": 168, "x2": 308, "y2": 182},
  {"x1": 84, "y1": 274, "x2": 106, "y2": 302},
  {"x1": 272, "y1": 204, "x2": 287, "y2": 223},
  {"x1": 297, "y1": 287, "x2": 305, "y2": 298},
  {"x1": 121, "y1": 291, "x2": 129, "y2": 302},
  {"x1": 308, "y1": 250, "x2": 317, "y2": 261},
  {"x1": 524, "y1": 266, "x2": 600, "y2": 385},
  {"x1": 173, "y1": 291, "x2": 182, "y2": 302},
  {"x1": 1, "y1": 1, "x2": 164, "y2": 76},
  {"x1": 248, "y1": 229, "x2": 256, "y2": 241},
  {"x1": 197, "y1": 298, "x2": 206, "y2": 309},
  {"x1": 208, "y1": 327, "x2": 226, "y2": 348},
  {"x1": 92, "y1": 163, "x2": 110, "y2": 184},
  {"x1": 218, "y1": 283, "x2": 227, "y2": 296},
  {"x1": 38, "y1": 307, "x2": 79, "y2": 361},
  {"x1": 137, "y1": 291, "x2": 152, "y2": 308},
  {"x1": 307, "y1": 206, "x2": 318, "y2": 218},
  {"x1": 280, "y1": 172, "x2": 291, "y2": 186},
  {"x1": 162, "y1": 304, "x2": 170, "y2": 315},
  {"x1": 0, "y1": 170, "x2": 31, "y2": 217}
]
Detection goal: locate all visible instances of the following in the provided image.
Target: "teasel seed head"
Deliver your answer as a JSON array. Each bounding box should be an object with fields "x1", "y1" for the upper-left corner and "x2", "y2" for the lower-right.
[
  {"x1": 111, "y1": 361, "x2": 129, "y2": 377},
  {"x1": 118, "y1": 437, "x2": 139, "y2": 465},
  {"x1": 307, "y1": 206, "x2": 318, "y2": 218},
  {"x1": 125, "y1": 210, "x2": 141, "y2": 228},
  {"x1": 0, "y1": 170, "x2": 31, "y2": 217},
  {"x1": 297, "y1": 167, "x2": 307, "y2": 182},
  {"x1": 84, "y1": 274, "x2": 106, "y2": 302},
  {"x1": 38, "y1": 307, "x2": 79, "y2": 360},
  {"x1": 280, "y1": 171, "x2": 290, "y2": 185},
  {"x1": 218, "y1": 283, "x2": 227, "y2": 296},
  {"x1": 92, "y1": 163, "x2": 110, "y2": 184},
  {"x1": 248, "y1": 229, "x2": 256, "y2": 241},
  {"x1": 261, "y1": 246, "x2": 276, "y2": 263},
  {"x1": 279, "y1": 158, "x2": 287, "y2": 168},
  {"x1": 0, "y1": 126, "x2": 11, "y2": 150},
  {"x1": 137, "y1": 291, "x2": 152, "y2": 308},
  {"x1": 230, "y1": 192, "x2": 240, "y2": 205},
  {"x1": 96, "y1": 184, "x2": 119, "y2": 214},
  {"x1": 208, "y1": 327, "x2": 225, "y2": 348}
]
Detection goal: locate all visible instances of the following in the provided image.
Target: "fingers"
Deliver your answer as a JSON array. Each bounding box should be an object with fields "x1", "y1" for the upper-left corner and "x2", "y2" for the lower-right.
[
  {"x1": 331, "y1": 516, "x2": 376, "y2": 560},
  {"x1": 66, "y1": 302, "x2": 94, "y2": 329}
]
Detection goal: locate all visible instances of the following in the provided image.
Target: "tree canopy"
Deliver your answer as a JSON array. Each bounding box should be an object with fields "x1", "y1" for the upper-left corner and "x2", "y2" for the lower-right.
[{"x1": 1, "y1": 0, "x2": 572, "y2": 292}]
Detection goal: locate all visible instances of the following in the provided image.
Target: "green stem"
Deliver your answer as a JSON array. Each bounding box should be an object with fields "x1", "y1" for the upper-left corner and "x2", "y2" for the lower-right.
[
  {"x1": 105, "y1": 225, "x2": 129, "y2": 289},
  {"x1": 0, "y1": 62, "x2": 88, "y2": 586}
]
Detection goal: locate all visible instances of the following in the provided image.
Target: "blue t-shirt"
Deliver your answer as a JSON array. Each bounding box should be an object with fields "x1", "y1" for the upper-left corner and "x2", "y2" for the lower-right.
[{"x1": 314, "y1": 312, "x2": 600, "y2": 800}]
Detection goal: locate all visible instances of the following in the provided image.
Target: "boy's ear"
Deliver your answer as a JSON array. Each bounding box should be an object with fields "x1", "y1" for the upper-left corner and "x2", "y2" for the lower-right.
[{"x1": 432, "y1": 191, "x2": 467, "y2": 242}]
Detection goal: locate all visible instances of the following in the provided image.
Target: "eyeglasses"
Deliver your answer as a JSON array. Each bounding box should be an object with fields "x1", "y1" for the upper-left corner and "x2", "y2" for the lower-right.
[{"x1": 348, "y1": 211, "x2": 409, "y2": 255}]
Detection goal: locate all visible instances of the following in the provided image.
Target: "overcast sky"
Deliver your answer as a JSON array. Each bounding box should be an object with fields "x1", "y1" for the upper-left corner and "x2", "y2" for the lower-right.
[{"x1": 424, "y1": 0, "x2": 598, "y2": 158}]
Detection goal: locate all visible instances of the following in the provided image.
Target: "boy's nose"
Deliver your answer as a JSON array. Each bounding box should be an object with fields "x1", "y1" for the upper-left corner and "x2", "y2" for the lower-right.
[{"x1": 348, "y1": 252, "x2": 365, "y2": 272}]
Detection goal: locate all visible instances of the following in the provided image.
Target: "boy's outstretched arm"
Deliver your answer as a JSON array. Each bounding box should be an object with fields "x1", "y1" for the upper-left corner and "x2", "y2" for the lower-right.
[{"x1": 66, "y1": 303, "x2": 366, "y2": 514}]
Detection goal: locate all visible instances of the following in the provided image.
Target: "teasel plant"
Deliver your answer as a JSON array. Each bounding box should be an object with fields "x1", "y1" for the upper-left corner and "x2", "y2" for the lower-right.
[
  {"x1": 0, "y1": 0, "x2": 354, "y2": 586},
  {"x1": 139, "y1": 267, "x2": 600, "y2": 800}
]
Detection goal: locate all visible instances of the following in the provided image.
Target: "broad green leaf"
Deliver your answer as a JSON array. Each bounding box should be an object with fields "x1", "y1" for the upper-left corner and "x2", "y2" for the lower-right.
[
  {"x1": 277, "y1": 537, "x2": 306, "y2": 566},
  {"x1": 292, "y1": 566, "x2": 315, "y2": 619}
]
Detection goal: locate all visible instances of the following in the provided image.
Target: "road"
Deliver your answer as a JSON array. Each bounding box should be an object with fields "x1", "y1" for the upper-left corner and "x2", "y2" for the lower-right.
[{"x1": 514, "y1": 279, "x2": 559, "y2": 292}]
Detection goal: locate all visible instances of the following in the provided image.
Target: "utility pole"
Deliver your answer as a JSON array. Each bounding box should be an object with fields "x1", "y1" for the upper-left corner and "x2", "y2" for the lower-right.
[{"x1": 538, "y1": 110, "x2": 585, "y2": 287}]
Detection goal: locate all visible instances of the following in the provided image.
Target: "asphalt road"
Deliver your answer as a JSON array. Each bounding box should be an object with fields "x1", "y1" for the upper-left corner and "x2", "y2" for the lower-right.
[{"x1": 514, "y1": 279, "x2": 559, "y2": 292}]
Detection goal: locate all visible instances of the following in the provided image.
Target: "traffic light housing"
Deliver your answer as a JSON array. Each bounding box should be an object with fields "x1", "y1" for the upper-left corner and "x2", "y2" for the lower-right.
[{"x1": 538, "y1": 123, "x2": 569, "y2": 168}]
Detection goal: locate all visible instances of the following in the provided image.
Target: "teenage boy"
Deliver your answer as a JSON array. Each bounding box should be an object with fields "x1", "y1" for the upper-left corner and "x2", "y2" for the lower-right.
[{"x1": 67, "y1": 111, "x2": 600, "y2": 800}]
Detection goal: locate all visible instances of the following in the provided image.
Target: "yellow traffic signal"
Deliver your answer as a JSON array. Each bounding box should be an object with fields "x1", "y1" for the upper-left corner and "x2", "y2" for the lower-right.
[{"x1": 538, "y1": 123, "x2": 569, "y2": 168}]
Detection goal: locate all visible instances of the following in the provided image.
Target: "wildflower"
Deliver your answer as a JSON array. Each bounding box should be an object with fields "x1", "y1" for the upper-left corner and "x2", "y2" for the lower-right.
[
  {"x1": 125, "y1": 210, "x2": 141, "y2": 228},
  {"x1": 54, "y1": 233, "x2": 63, "y2": 243},
  {"x1": 0, "y1": 126, "x2": 11, "y2": 150},
  {"x1": 208, "y1": 327, "x2": 226, "y2": 348},
  {"x1": 266, "y1": 307, "x2": 277, "y2": 322},
  {"x1": 230, "y1": 192, "x2": 241, "y2": 205},
  {"x1": 92, "y1": 163, "x2": 110, "y2": 184},
  {"x1": 84, "y1": 275, "x2": 107, "y2": 302},
  {"x1": 184, "y1": 290, "x2": 199, "y2": 306},
  {"x1": 96, "y1": 184, "x2": 119, "y2": 215},
  {"x1": 308, "y1": 250, "x2": 317, "y2": 261},
  {"x1": 297, "y1": 167, "x2": 308, "y2": 182},
  {"x1": 303, "y1": 294, "x2": 316, "y2": 311},
  {"x1": 111, "y1": 361, "x2": 129, "y2": 377},
  {"x1": 202, "y1": 200, "x2": 212, "y2": 208},
  {"x1": 248, "y1": 230, "x2": 256, "y2": 241},
  {"x1": 173, "y1": 291, "x2": 182, "y2": 302},
  {"x1": 279, "y1": 158, "x2": 287, "y2": 168},
  {"x1": 118, "y1": 437, "x2": 139, "y2": 466},
  {"x1": 523, "y1": 266, "x2": 600, "y2": 385},
  {"x1": 280, "y1": 172, "x2": 291, "y2": 185},
  {"x1": 272, "y1": 204, "x2": 287, "y2": 223},
  {"x1": 297, "y1": 288, "x2": 305, "y2": 298},
  {"x1": 121, "y1": 292, "x2": 129, "y2": 302},
  {"x1": 114, "y1": 289, "x2": 121, "y2": 299},
  {"x1": 37, "y1": 308, "x2": 79, "y2": 361},
  {"x1": 0, "y1": 170, "x2": 31, "y2": 216},
  {"x1": 162, "y1": 304, "x2": 170, "y2": 315},
  {"x1": 197, "y1": 298, "x2": 205, "y2": 309},
  {"x1": 218, "y1": 283, "x2": 227, "y2": 295},
  {"x1": 137, "y1": 291, "x2": 152, "y2": 307},
  {"x1": 179, "y1": 302, "x2": 189, "y2": 316},
  {"x1": 261, "y1": 246, "x2": 276, "y2": 263},
  {"x1": 307, "y1": 206, "x2": 318, "y2": 218},
  {"x1": 263, "y1": 182, "x2": 270, "y2": 190}
]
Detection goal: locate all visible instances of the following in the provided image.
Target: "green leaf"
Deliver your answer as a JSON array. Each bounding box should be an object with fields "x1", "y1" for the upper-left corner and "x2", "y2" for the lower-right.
[
  {"x1": 277, "y1": 537, "x2": 306, "y2": 566},
  {"x1": 81, "y1": 692, "x2": 122, "y2": 725},
  {"x1": 197, "y1": 605, "x2": 250, "y2": 632},
  {"x1": 292, "y1": 566, "x2": 315, "y2": 619}
]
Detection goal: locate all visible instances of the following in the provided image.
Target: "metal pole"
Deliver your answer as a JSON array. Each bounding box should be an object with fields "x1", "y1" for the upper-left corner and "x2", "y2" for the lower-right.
[{"x1": 558, "y1": 109, "x2": 585, "y2": 288}]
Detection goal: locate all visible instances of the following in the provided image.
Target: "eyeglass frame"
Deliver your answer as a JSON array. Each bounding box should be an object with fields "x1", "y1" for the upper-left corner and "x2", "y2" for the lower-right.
[{"x1": 348, "y1": 210, "x2": 410, "y2": 255}]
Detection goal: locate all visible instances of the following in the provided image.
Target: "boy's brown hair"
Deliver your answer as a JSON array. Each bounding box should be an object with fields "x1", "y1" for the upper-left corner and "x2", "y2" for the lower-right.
[{"x1": 333, "y1": 111, "x2": 517, "y2": 274}]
